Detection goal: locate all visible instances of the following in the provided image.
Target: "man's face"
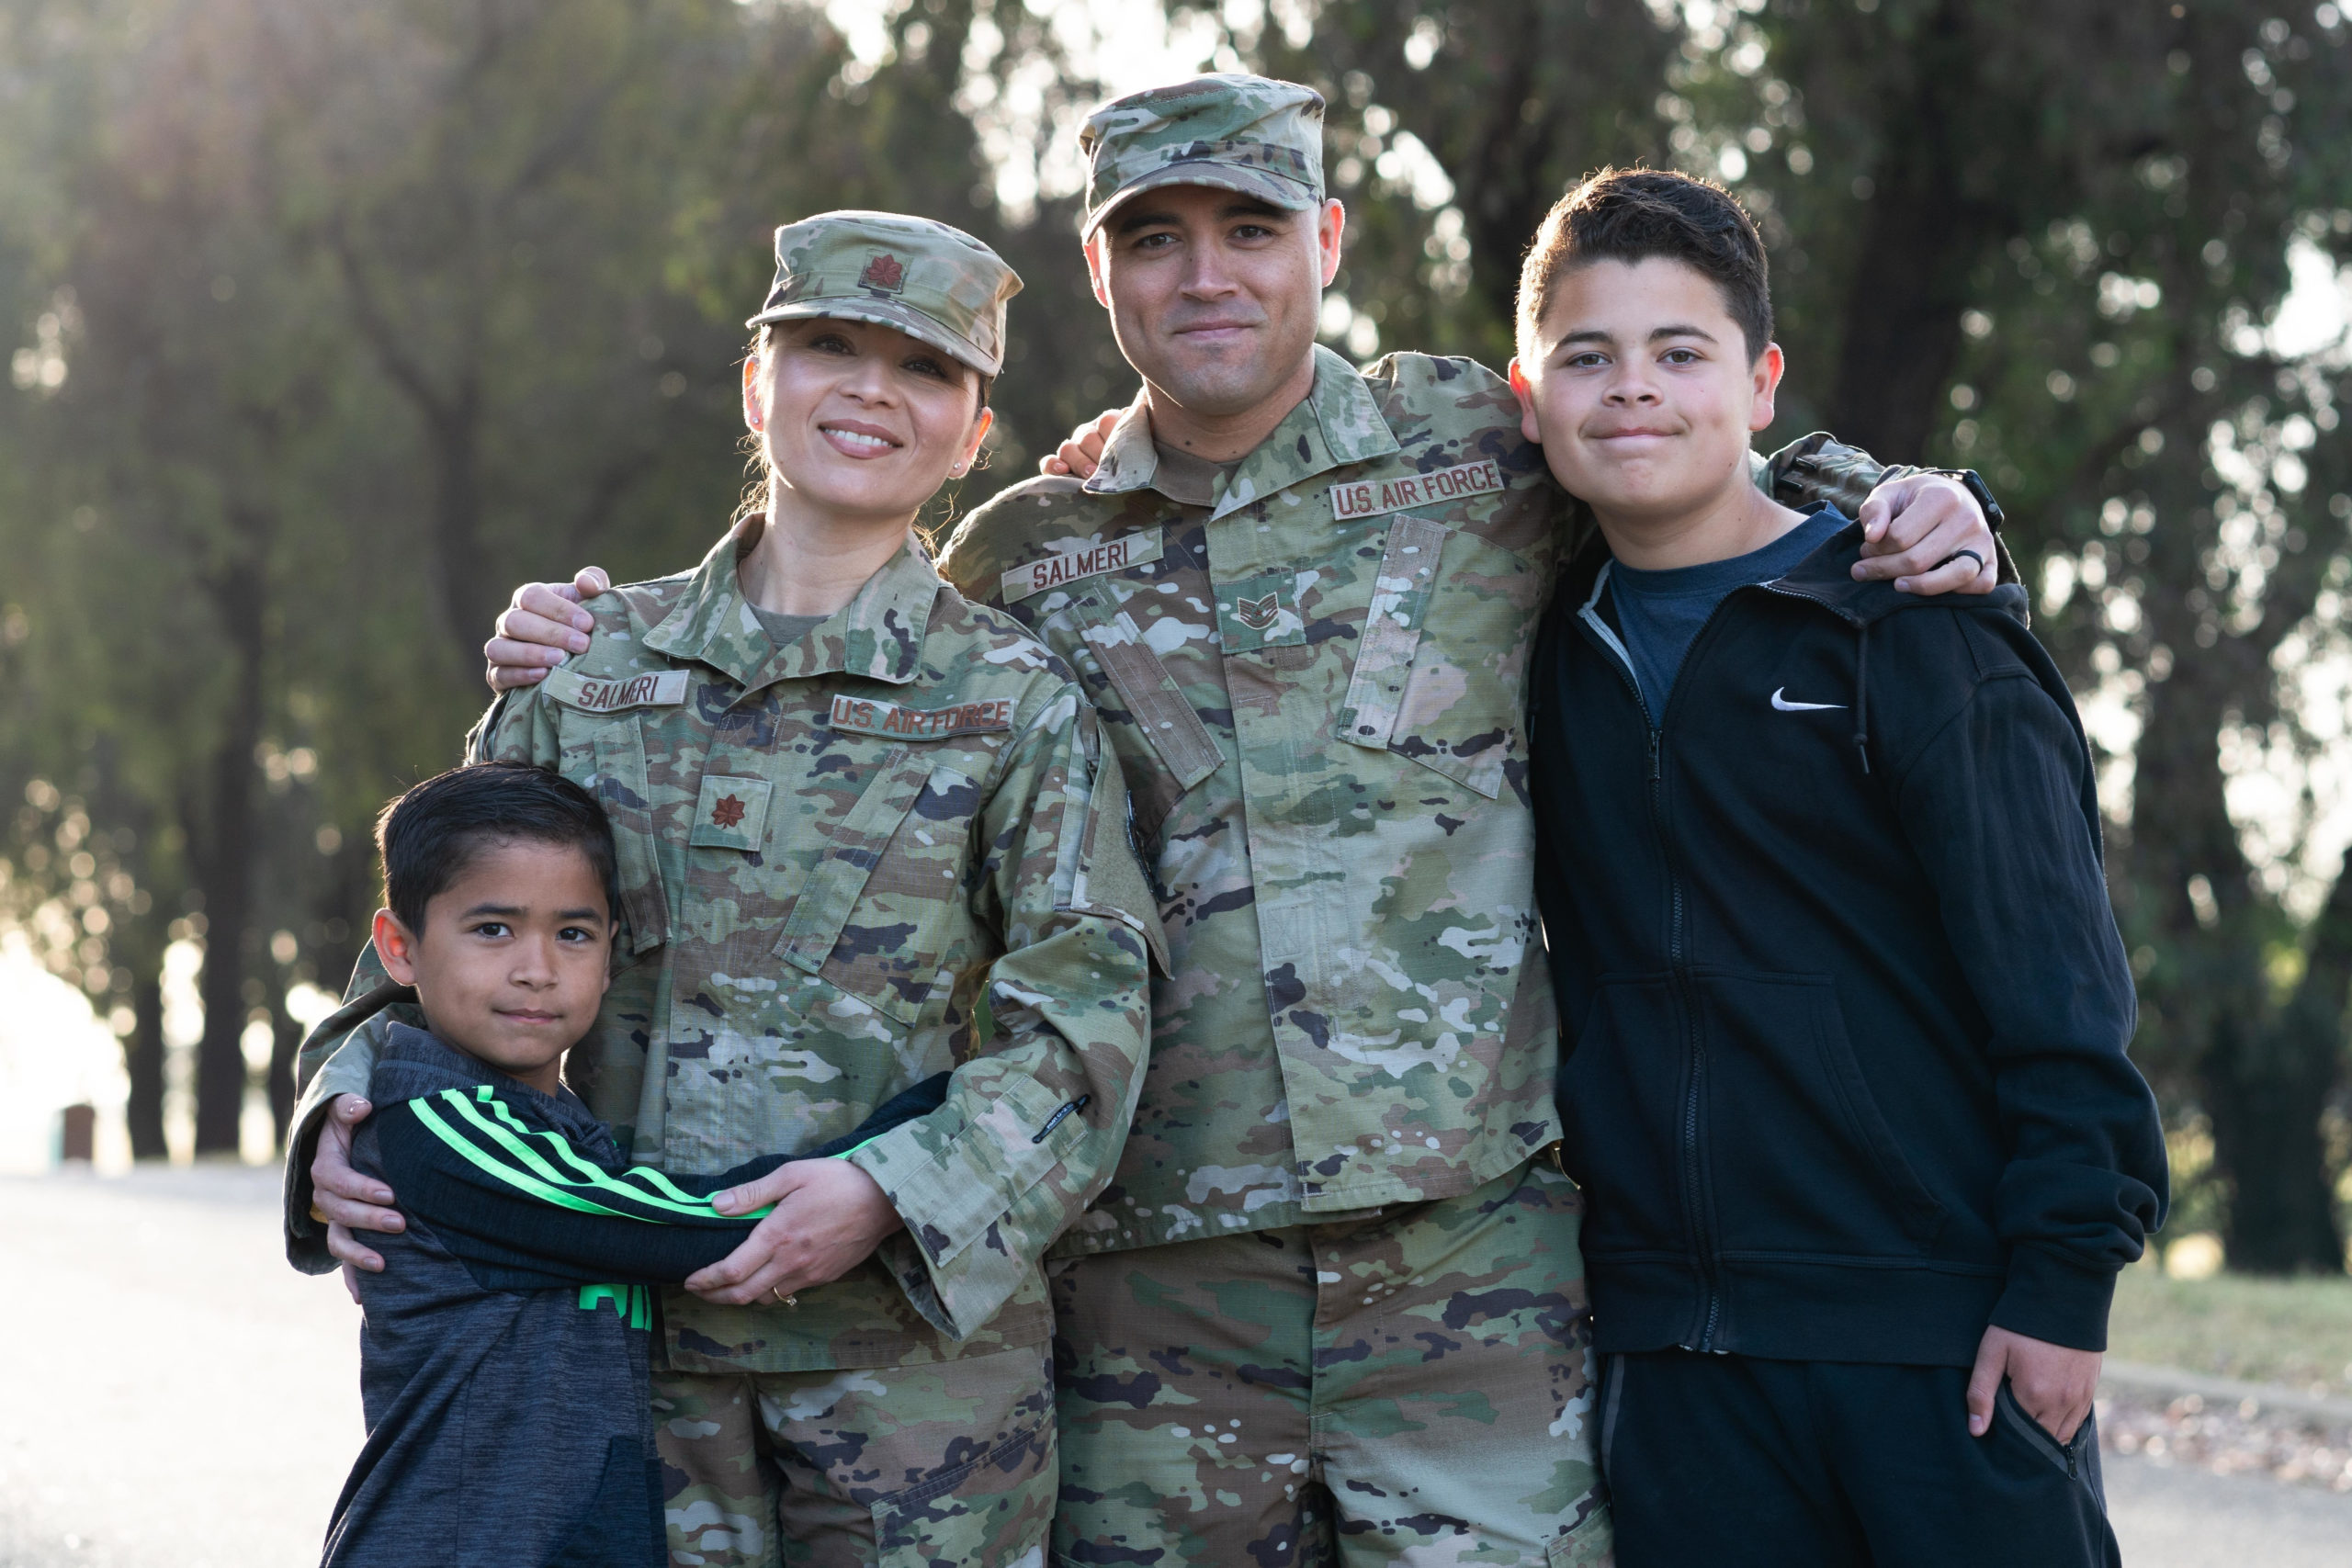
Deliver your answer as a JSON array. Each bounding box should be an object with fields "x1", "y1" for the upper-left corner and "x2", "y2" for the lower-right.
[
  {"x1": 1085, "y1": 185, "x2": 1343, "y2": 421},
  {"x1": 1511, "y1": 255, "x2": 1781, "y2": 528},
  {"x1": 372, "y1": 838, "x2": 613, "y2": 1095}
]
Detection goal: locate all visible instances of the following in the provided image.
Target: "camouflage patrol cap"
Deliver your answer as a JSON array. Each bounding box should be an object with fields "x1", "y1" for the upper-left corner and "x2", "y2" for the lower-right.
[
  {"x1": 1079, "y1": 74, "x2": 1325, "y2": 236},
  {"x1": 747, "y1": 210, "x2": 1023, "y2": 377}
]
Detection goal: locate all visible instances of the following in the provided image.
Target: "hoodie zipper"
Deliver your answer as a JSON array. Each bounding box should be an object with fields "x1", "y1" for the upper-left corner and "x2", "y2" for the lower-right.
[{"x1": 1577, "y1": 564, "x2": 1729, "y2": 1352}]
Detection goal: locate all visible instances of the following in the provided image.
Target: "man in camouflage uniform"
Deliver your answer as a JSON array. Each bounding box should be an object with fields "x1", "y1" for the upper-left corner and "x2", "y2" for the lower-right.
[
  {"x1": 925, "y1": 77, "x2": 2001, "y2": 1568},
  {"x1": 287, "y1": 214, "x2": 1162, "y2": 1568}
]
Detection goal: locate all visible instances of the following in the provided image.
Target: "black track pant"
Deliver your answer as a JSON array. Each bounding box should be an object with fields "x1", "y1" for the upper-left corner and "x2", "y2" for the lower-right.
[{"x1": 1600, "y1": 1349, "x2": 2120, "y2": 1568}]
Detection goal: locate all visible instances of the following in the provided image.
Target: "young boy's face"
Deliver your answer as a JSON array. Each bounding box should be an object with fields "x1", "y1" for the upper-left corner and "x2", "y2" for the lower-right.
[
  {"x1": 1510, "y1": 255, "x2": 1783, "y2": 529},
  {"x1": 372, "y1": 838, "x2": 612, "y2": 1094}
]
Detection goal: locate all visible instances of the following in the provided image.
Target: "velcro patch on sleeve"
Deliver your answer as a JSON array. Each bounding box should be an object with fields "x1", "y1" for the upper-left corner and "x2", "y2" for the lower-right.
[
  {"x1": 830, "y1": 694, "x2": 1015, "y2": 740},
  {"x1": 543, "y1": 667, "x2": 692, "y2": 714},
  {"x1": 999, "y1": 530, "x2": 1165, "y2": 604},
  {"x1": 1328, "y1": 457, "x2": 1504, "y2": 521}
]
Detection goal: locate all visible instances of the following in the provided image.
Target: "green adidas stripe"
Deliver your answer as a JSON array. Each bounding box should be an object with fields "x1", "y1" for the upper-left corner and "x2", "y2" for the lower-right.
[
  {"x1": 411, "y1": 1097, "x2": 637, "y2": 1220},
  {"x1": 434, "y1": 1089, "x2": 775, "y2": 1221}
]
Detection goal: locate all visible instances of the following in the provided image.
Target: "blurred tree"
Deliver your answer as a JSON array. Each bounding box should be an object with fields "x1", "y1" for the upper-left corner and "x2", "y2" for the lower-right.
[{"x1": 1713, "y1": 0, "x2": 2352, "y2": 1272}]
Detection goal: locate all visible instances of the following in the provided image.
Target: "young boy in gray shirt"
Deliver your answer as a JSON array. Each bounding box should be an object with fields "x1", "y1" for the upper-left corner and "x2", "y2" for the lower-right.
[{"x1": 323, "y1": 763, "x2": 941, "y2": 1567}]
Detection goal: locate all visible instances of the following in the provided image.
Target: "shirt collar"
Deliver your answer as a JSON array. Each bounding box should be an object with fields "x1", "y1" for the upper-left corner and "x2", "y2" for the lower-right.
[
  {"x1": 643, "y1": 519, "x2": 941, "y2": 690},
  {"x1": 1081, "y1": 345, "x2": 1401, "y2": 515}
]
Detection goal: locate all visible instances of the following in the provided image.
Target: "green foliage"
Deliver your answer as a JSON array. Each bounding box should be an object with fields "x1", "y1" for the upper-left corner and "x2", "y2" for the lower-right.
[{"x1": 2110, "y1": 1261, "x2": 2352, "y2": 1395}]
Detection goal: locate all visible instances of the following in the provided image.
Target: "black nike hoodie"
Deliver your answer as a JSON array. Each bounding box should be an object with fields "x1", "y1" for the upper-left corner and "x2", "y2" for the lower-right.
[{"x1": 1530, "y1": 516, "x2": 2167, "y2": 1367}]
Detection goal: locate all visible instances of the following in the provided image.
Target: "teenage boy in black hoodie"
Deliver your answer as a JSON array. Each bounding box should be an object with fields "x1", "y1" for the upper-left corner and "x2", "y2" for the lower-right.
[{"x1": 1510, "y1": 169, "x2": 2167, "y2": 1567}]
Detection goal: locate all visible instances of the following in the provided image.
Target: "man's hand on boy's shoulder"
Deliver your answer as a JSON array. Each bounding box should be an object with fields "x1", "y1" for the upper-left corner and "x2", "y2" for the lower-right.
[
  {"x1": 1967, "y1": 1324, "x2": 2101, "y2": 1445},
  {"x1": 1853, "y1": 472, "x2": 1999, "y2": 598},
  {"x1": 311, "y1": 1092, "x2": 406, "y2": 1276}
]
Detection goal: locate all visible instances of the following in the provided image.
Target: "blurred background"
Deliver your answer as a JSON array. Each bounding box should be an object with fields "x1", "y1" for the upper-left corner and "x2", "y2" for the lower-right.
[{"x1": 1, "y1": 0, "x2": 2350, "y2": 1562}]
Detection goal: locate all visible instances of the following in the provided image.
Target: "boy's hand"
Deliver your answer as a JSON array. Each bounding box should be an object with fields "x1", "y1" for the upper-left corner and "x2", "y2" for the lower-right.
[
  {"x1": 311, "y1": 1093, "x2": 404, "y2": 1274},
  {"x1": 1966, "y1": 1325, "x2": 2100, "y2": 1444},
  {"x1": 1037, "y1": 408, "x2": 1123, "y2": 480},
  {"x1": 685, "y1": 1159, "x2": 907, "y2": 1306},
  {"x1": 1853, "y1": 473, "x2": 1997, "y2": 597},
  {"x1": 483, "y1": 567, "x2": 610, "y2": 692}
]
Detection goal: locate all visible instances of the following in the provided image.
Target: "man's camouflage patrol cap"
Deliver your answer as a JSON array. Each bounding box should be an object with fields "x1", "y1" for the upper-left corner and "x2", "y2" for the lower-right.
[
  {"x1": 1079, "y1": 74, "x2": 1325, "y2": 236},
  {"x1": 747, "y1": 210, "x2": 1023, "y2": 378}
]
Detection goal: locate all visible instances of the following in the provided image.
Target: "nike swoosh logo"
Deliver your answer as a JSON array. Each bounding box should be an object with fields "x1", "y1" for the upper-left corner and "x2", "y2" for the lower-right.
[{"x1": 1771, "y1": 687, "x2": 1847, "y2": 712}]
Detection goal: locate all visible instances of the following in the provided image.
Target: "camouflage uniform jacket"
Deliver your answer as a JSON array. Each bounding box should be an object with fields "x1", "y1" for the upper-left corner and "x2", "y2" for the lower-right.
[
  {"x1": 292, "y1": 527, "x2": 1159, "y2": 1374},
  {"x1": 935, "y1": 345, "x2": 1907, "y2": 1257}
]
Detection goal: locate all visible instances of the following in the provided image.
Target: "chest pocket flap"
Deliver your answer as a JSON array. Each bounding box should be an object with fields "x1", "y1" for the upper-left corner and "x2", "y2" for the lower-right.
[{"x1": 1058, "y1": 587, "x2": 1222, "y2": 838}]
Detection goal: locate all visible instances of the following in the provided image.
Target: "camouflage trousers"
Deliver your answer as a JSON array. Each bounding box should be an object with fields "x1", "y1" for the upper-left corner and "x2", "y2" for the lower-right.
[
  {"x1": 1048, "y1": 1156, "x2": 1612, "y2": 1567},
  {"x1": 651, "y1": 1342, "x2": 1057, "y2": 1567}
]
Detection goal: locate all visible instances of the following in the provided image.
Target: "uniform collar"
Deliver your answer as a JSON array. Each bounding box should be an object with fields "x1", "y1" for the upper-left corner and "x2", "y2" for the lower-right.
[
  {"x1": 1081, "y1": 344, "x2": 1401, "y2": 517},
  {"x1": 643, "y1": 519, "x2": 942, "y2": 690}
]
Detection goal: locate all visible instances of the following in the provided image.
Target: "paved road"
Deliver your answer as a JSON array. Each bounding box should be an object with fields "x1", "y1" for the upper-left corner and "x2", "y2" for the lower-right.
[
  {"x1": 0, "y1": 1168, "x2": 359, "y2": 1568},
  {"x1": 3, "y1": 1168, "x2": 2349, "y2": 1567}
]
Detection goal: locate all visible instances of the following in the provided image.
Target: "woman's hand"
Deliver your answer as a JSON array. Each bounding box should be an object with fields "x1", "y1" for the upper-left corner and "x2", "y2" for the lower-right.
[{"x1": 684, "y1": 1159, "x2": 907, "y2": 1307}]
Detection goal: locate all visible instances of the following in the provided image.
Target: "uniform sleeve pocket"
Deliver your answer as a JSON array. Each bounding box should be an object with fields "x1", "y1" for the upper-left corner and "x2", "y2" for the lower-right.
[{"x1": 914, "y1": 1073, "x2": 1091, "y2": 1268}]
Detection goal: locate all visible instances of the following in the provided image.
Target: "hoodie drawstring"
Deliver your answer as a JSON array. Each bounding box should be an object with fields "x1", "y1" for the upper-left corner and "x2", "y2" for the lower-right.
[{"x1": 1852, "y1": 623, "x2": 1871, "y2": 774}]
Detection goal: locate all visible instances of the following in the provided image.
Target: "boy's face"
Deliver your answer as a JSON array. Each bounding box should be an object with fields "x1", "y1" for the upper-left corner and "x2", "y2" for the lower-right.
[
  {"x1": 371, "y1": 838, "x2": 612, "y2": 1095},
  {"x1": 1510, "y1": 255, "x2": 1783, "y2": 529}
]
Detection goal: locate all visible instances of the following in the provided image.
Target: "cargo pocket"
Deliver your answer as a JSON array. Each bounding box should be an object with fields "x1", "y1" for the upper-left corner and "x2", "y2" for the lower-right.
[
  {"x1": 775, "y1": 750, "x2": 964, "y2": 1023},
  {"x1": 1056, "y1": 586, "x2": 1221, "y2": 842},
  {"x1": 1342, "y1": 515, "x2": 1532, "y2": 801},
  {"x1": 870, "y1": 1414, "x2": 1055, "y2": 1568}
]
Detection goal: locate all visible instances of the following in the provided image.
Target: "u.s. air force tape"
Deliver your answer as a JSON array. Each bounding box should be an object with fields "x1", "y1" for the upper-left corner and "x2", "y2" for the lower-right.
[
  {"x1": 999, "y1": 530, "x2": 1165, "y2": 604},
  {"x1": 545, "y1": 667, "x2": 692, "y2": 714},
  {"x1": 1328, "y1": 457, "x2": 1504, "y2": 521},
  {"x1": 829, "y1": 694, "x2": 1013, "y2": 739}
]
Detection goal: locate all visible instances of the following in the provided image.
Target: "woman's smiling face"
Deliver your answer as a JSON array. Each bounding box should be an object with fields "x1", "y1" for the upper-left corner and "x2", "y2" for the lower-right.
[{"x1": 744, "y1": 316, "x2": 991, "y2": 527}]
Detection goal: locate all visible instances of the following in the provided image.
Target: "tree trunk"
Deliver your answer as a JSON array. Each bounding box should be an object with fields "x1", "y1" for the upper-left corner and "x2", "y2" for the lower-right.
[
  {"x1": 124, "y1": 963, "x2": 169, "y2": 1161},
  {"x1": 2223, "y1": 854, "x2": 2352, "y2": 1272},
  {"x1": 268, "y1": 995, "x2": 300, "y2": 1149},
  {"x1": 1821, "y1": 1, "x2": 1990, "y2": 462},
  {"x1": 190, "y1": 544, "x2": 268, "y2": 1155}
]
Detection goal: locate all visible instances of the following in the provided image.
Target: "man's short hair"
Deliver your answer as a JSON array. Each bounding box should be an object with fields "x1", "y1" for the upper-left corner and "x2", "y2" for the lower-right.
[
  {"x1": 1517, "y1": 167, "x2": 1773, "y2": 363},
  {"x1": 375, "y1": 762, "x2": 617, "y2": 933}
]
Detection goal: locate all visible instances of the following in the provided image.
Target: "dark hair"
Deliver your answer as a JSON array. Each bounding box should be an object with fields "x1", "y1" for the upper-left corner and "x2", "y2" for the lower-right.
[
  {"x1": 1517, "y1": 166, "x2": 1772, "y2": 363},
  {"x1": 375, "y1": 762, "x2": 617, "y2": 933}
]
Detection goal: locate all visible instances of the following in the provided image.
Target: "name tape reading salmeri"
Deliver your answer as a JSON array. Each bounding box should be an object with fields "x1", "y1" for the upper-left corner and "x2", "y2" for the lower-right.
[
  {"x1": 829, "y1": 694, "x2": 1014, "y2": 739},
  {"x1": 1000, "y1": 531, "x2": 1165, "y2": 603},
  {"x1": 557, "y1": 669, "x2": 692, "y2": 714},
  {"x1": 1328, "y1": 458, "x2": 1505, "y2": 521}
]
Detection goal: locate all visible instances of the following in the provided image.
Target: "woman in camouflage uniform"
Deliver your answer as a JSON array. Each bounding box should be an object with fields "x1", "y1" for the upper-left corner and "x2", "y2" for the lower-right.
[{"x1": 292, "y1": 212, "x2": 1159, "y2": 1568}]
